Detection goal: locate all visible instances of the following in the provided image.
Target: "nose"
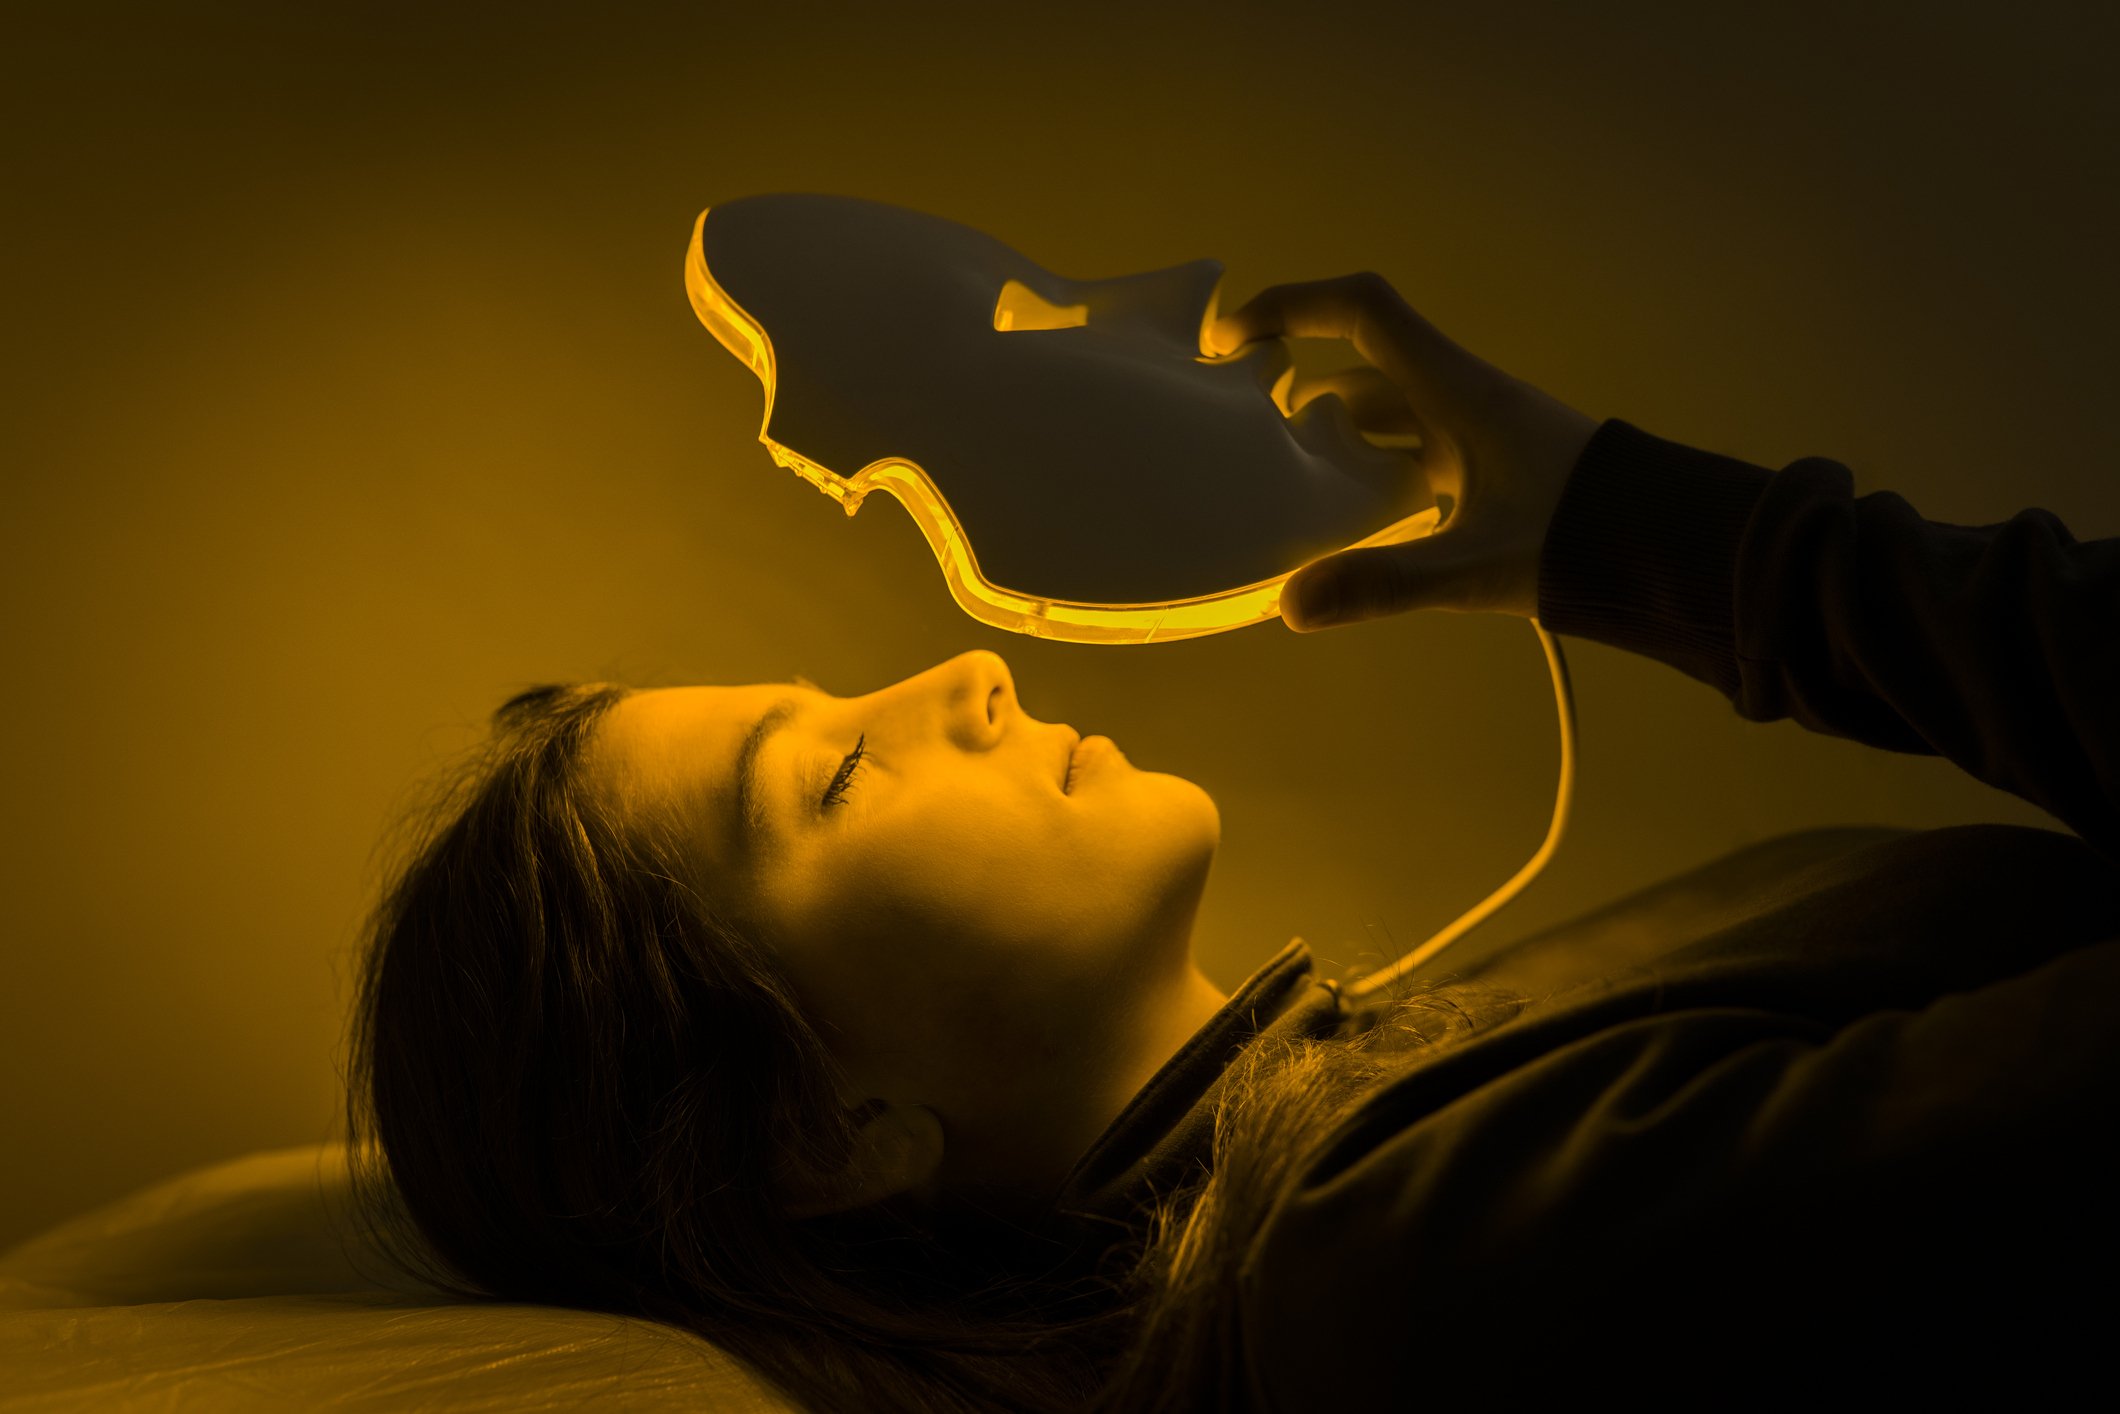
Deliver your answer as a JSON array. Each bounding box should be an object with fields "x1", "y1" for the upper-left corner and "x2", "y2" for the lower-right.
[{"x1": 935, "y1": 648, "x2": 1014, "y2": 748}]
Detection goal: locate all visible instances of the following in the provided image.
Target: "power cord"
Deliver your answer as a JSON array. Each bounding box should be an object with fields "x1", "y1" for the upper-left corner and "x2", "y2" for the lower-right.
[{"x1": 1344, "y1": 618, "x2": 1577, "y2": 1000}]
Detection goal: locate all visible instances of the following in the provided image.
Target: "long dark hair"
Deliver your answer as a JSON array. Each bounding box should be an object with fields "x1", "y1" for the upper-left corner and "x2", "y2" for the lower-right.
[{"x1": 347, "y1": 683, "x2": 1518, "y2": 1412}]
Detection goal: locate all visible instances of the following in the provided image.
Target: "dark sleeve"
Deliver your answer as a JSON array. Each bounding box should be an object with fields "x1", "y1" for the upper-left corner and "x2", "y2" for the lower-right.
[
  {"x1": 1238, "y1": 939, "x2": 2120, "y2": 1406},
  {"x1": 1536, "y1": 418, "x2": 2120, "y2": 864}
]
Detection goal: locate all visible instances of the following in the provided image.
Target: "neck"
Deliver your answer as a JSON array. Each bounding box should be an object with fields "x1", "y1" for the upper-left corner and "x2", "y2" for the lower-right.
[{"x1": 942, "y1": 961, "x2": 1231, "y2": 1217}]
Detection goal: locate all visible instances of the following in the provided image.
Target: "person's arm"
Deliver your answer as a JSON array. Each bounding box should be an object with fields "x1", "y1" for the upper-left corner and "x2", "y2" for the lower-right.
[
  {"x1": 1538, "y1": 418, "x2": 2120, "y2": 864},
  {"x1": 1207, "y1": 273, "x2": 2118, "y2": 864}
]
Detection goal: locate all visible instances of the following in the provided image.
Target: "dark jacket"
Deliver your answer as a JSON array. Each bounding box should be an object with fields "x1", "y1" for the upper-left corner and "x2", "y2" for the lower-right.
[{"x1": 1045, "y1": 419, "x2": 2120, "y2": 1405}]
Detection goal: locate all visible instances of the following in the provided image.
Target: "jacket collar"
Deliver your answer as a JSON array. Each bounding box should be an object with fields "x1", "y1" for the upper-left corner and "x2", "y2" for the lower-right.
[{"x1": 1038, "y1": 938, "x2": 1346, "y2": 1252}]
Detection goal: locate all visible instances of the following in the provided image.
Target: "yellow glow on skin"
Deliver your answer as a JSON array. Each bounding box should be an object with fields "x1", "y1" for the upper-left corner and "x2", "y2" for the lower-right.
[
  {"x1": 684, "y1": 209, "x2": 1441, "y2": 645},
  {"x1": 582, "y1": 649, "x2": 1230, "y2": 1201}
]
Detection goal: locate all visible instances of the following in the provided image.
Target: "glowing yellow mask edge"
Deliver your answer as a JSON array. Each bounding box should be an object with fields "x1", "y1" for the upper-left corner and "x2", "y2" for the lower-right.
[{"x1": 683, "y1": 208, "x2": 1440, "y2": 645}]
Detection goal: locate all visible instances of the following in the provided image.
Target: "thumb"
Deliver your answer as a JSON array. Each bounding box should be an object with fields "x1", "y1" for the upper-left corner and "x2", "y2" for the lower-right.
[{"x1": 1281, "y1": 540, "x2": 1459, "y2": 631}]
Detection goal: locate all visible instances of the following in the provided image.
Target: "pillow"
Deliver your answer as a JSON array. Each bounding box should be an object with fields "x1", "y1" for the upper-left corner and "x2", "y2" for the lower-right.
[
  {"x1": 0, "y1": 1145, "x2": 411, "y2": 1309},
  {"x1": 0, "y1": 1145, "x2": 801, "y2": 1412}
]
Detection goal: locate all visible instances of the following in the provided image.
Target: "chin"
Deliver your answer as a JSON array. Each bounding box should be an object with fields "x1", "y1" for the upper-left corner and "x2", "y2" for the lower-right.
[{"x1": 1145, "y1": 772, "x2": 1221, "y2": 857}]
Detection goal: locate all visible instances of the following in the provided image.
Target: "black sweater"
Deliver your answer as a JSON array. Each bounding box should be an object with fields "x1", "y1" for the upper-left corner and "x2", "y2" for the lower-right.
[{"x1": 1045, "y1": 418, "x2": 2120, "y2": 1405}]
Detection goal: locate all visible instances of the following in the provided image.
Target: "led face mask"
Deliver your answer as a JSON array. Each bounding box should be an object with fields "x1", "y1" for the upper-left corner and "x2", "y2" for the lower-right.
[{"x1": 686, "y1": 193, "x2": 1441, "y2": 644}]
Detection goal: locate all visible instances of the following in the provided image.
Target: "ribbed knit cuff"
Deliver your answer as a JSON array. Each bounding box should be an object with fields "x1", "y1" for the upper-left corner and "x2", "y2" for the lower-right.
[{"x1": 1536, "y1": 418, "x2": 1779, "y2": 700}]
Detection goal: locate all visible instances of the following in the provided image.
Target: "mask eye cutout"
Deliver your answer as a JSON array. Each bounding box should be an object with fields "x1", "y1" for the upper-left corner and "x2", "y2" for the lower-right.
[{"x1": 993, "y1": 279, "x2": 1088, "y2": 332}]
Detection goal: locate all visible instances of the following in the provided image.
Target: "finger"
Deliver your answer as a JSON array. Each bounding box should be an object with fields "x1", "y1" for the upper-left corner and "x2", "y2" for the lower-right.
[
  {"x1": 1281, "y1": 537, "x2": 1478, "y2": 631},
  {"x1": 1286, "y1": 366, "x2": 1427, "y2": 436},
  {"x1": 1207, "y1": 271, "x2": 1475, "y2": 409}
]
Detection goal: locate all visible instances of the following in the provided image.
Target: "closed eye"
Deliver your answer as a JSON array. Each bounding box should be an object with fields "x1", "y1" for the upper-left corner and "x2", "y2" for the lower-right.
[{"x1": 822, "y1": 733, "x2": 867, "y2": 808}]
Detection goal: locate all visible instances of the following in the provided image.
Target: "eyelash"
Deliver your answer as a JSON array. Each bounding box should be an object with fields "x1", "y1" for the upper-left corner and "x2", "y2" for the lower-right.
[{"x1": 821, "y1": 733, "x2": 867, "y2": 808}]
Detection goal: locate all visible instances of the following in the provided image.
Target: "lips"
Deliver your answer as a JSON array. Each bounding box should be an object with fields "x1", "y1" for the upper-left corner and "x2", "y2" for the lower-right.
[
  {"x1": 1060, "y1": 728, "x2": 1082, "y2": 793},
  {"x1": 1065, "y1": 734, "x2": 1123, "y2": 793}
]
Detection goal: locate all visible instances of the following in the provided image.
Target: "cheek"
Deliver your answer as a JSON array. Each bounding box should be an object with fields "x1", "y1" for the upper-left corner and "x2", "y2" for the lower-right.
[
  {"x1": 769, "y1": 798, "x2": 1039, "y2": 967},
  {"x1": 837, "y1": 791, "x2": 1113, "y2": 987},
  {"x1": 773, "y1": 777, "x2": 1214, "y2": 987},
  {"x1": 866, "y1": 798, "x2": 1057, "y2": 934}
]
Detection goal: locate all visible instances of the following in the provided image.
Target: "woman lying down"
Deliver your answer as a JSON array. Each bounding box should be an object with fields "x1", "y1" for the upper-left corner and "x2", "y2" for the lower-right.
[{"x1": 347, "y1": 273, "x2": 2120, "y2": 1412}]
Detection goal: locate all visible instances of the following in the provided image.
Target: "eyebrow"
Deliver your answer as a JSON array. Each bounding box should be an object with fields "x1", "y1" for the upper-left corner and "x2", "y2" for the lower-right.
[{"x1": 732, "y1": 676, "x2": 818, "y2": 855}]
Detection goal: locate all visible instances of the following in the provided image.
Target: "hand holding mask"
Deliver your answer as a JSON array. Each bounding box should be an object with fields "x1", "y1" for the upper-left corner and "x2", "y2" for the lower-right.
[{"x1": 1206, "y1": 271, "x2": 1599, "y2": 630}]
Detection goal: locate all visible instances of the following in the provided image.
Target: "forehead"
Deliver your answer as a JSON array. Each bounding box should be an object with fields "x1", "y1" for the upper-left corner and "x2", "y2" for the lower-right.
[{"x1": 587, "y1": 684, "x2": 788, "y2": 863}]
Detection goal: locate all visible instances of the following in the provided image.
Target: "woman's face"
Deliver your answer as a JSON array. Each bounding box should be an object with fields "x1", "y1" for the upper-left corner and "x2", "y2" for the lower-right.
[{"x1": 584, "y1": 649, "x2": 1221, "y2": 1095}]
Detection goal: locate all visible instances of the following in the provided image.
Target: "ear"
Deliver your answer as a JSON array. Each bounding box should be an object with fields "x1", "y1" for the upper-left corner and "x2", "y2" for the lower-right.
[{"x1": 782, "y1": 1101, "x2": 946, "y2": 1219}]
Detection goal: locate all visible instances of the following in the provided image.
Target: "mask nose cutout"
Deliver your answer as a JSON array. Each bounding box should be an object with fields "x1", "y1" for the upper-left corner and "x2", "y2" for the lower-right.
[{"x1": 1211, "y1": 337, "x2": 1296, "y2": 414}]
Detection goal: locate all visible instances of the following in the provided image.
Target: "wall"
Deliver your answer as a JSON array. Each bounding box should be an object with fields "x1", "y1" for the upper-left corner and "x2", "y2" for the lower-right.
[{"x1": 3, "y1": 0, "x2": 2114, "y2": 1247}]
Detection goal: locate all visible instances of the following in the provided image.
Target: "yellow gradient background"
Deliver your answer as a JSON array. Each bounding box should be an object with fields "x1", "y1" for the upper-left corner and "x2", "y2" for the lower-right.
[{"x1": 3, "y1": 2, "x2": 2115, "y2": 1248}]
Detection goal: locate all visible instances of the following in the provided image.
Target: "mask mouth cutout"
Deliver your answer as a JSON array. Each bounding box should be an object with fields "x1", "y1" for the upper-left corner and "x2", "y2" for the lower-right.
[{"x1": 686, "y1": 195, "x2": 1441, "y2": 645}]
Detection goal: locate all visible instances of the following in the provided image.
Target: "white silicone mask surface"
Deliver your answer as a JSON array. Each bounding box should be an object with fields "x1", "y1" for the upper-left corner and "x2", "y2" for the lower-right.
[{"x1": 689, "y1": 193, "x2": 1436, "y2": 640}]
